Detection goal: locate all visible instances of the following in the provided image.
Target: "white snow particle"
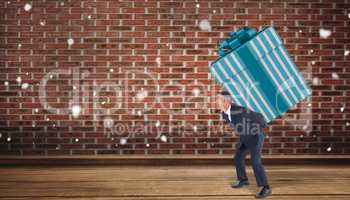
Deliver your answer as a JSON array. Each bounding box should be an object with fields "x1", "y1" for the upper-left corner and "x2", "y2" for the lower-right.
[
  {"x1": 75, "y1": 138, "x2": 79, "y2": 142},
  {"x1": 24, "y1": 3, "x2": 32, "y2": 12},
  {"x1": 4, "y1": 81, "x2": 9, "y2": 86},
  {"x1": 199, "y1": 19, "x2": 211, "y2": 31},
  {"x1": 193, "y1": 126, "x2": 197, "y2": 132},
  {"x1": 67, "y1": 38, "x2": 74, "y2": 46},
  {"x1": 319, "y1": 28, "x2": 332, "y2": 39},
  {"x1": 71, "y1": 105, "x2": 81, "y2": 118},
  {"x1": 103, "y1": 117, "x2": 114, "y2": 128},
  {"x1": 309, "y1": 49, "x2": 314, "y2": 53},
  {"x1": 40, "y1": 21, "x2": 45, "y2": 26},
  {"x1": 46, "y1": 117, "x2": 50, "y2": 121},
  {"x1": 34, "y1": 108, "x2": 39, "y2": 113},
  {"x1": 60, "y1": 1, "x2": 64, "y2": 6},
  {"x1": 300, "y1": 135, "x2": 304, "y2": 138},
  {"x1": 160, "y1": 135, "x2": 167, "y2": 142},
  {"x1": 196, "y1": 3, "x2": 200, "y2": 8},
  {"x1": 7, "y1": 137, "x2": 11, "y2": 142},
  {"x1": 331, "y1": 72, "x2": 339, "y2": 79},
  {"x1": 101, "y1": 101, "x2": 106, "y2": 105},
  {"x1": 308, "y1": 103, "x2": 312, "y2": 107},
  {"x1": 136, "y1": 89, "x2": 148, "y2": 101},
  {"x1": 312, "y1": 77, "x2": 320, "y2": 85},
  {"x1": 344, "y1": 50, "x2": 350, "y2": 56},
  {"x1": 340, "y1": 106, "x2": 345, "y2": 112},
  {"x1": 120, "y1": 138, "x2": 127, "y2": 145},
  {"x1": 155, "y1": 121, "x2": 160, "y2": 127},
  {"x1": 326, "y1": 147, "x2": 332, "y2": 152},
  {"x1": 18, "y1": 44, "x2": 22, "y2": 48},
  {"x1": 49, "y1": 74, "x2": 53, "y2": 79},
  {"x1": 137, "y1": 110, "x2": 142, "y2": 116},
  {"x1": 21, "y1": 83, "x2": 29, "y2": 89},
  {"x1": 109, "y1": 68, "x2": 114, "y2": 72},
  {"x1": 16, "y1": 76, "x2": 22, "y2": 84},
  {"x1": 346, "y1": 122, "x2": 350, "y2": 126},
  {"x1": 192, "y1": 88, "x2": 200, "y2": 96},
  {"x1": 311, "y1": 60, "x2": 316, "y2": 65},
  {"x1": 298, "y1": 30, "x2": 302, "y2": 33},
  {"x1": 212, "y1": 10, "x2": 216, "y2": 14},
  {"x1": 7, "y1": 1, "x2": 11, "y2": 4},
  {"x1": 146, "y1": 143, "x2": 150, "y2": 147}
]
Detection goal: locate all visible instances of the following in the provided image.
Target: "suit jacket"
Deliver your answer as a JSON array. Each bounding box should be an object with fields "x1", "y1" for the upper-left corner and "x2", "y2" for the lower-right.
[{"x1": 222, "y1": 103, "x2": 268, "y2": 136}]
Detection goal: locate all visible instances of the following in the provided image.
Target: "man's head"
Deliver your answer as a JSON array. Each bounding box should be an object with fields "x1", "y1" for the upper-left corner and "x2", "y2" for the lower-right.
[{"x1": 216, "y1": 91, "x2": 233, "y2": 112}]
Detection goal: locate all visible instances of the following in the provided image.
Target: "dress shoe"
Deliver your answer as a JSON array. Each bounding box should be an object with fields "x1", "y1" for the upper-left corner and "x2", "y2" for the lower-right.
[
  {"x1": 255, "y1": 186, "x2": 272, "y2": 198},
  {"x1": 231, "y1": 180, "x2": 249, "y2": 188}
]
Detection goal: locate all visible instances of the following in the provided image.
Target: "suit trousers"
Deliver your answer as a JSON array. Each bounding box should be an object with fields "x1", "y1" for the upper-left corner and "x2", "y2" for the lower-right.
[{"x1": 234, "y1": 132, "x2": 269, "y2": 187}]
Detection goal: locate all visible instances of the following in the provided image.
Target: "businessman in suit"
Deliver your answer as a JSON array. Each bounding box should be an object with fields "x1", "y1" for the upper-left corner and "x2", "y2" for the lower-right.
[{"x1": 216, "y1": 91, "x2": 272, "y2": 198}]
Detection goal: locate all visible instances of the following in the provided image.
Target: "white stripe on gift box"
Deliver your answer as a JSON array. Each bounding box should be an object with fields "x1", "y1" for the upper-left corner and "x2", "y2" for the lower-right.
[
  {"x1": 262, "y1": 31, "x2": 305, "y2": 102},
  {"x1": 269, "y1": 29, "x2": 312, "y2": 95},
  {"x1": 249, "y1": 40, "x2": 294, "y2": 110},
  {"x1": 210, "y1": 66, "x2": 245, "y2": 106},
  {"x1": 222, "y1": 55, "x2": 270, "y2": 120},
  {"x1": 217, "y1": 62, "x2": 255, "y2": 111},
  {"x1": 255, "y1": 37, "x2": 296, "y2": 107},
  {"x1": 228, "y1": 53, "x2": 276, "y2": 120}
]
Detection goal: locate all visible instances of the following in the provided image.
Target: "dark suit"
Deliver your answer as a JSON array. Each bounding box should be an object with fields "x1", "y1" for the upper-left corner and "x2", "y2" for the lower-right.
[{"x1": 222, "y1": 103, "x2": 269, "y2": 187}]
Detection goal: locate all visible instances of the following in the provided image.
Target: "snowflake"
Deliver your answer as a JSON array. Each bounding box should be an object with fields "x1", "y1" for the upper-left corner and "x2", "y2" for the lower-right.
[
  {"x1": 331, "y1": 72, "x2": 339, "y2": 79},
  {"x1": 75, "y1": 138, "x2": 79, "y2": 142},
  {"x1": 71, "y1": 105, "x2": 81, "y2": 118},
  {"x1": 7, "y1": 137, "x2": 11, "y2": 142},
  {"x1": 196, "y1": 3, "x2": 200, "y2": 8},
  {"x1": 344, "y1": 50, "x2": 349, "y2": 56},
  {"x1": 21, "y1": 83, "x2": 29, "y2": 89},
  {"x1": 136, "y1": 89, "x2": 148, "y2": 101},
  {"x1": 312, "y1": 77, "x2": 320, "y2": 85},
  {"x1": 67, "y1": 38, "x2": 74, "y2": 46},
  {"x1": 340, "y1": 106, "x2": 345, "y2": 112},
  {"x1": 24, "y1": 3, "x2": 32, "y2": 12},
  {"x1": 326, "y1": 147, "x2": 332, "y2": 152},
  {"x1": 319, "y1": 28, "x2": 332, "y2": 39},
  {"x1": 155, "y1": 121, "x2": 160, "y2": 127},
  {"x1": 160, "y1": 135, "x2": 167, "y2": 142},
  {"x1": 16, "y1": 76, "x2": 22, "y2": 83},
  {"x1": 199, "y1": 19, "x2": 211, "y2": 31},
  {"x1": 4, "y1": 81, "x2": 9, "y2": 86},
  {"x1": 145, "y1": 143, "x2": 150, "y2": 147},
  {"x1": 192, "y1": 88, "x2": 200, "y2": 96},
  {"x1": 120, "y1": 138, "x2": 127, "y2": 145}
]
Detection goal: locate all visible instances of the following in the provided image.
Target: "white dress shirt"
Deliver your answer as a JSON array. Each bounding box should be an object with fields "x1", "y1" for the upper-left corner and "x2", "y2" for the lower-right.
[{"x1": 224, "y1": 104, "x2": 231, "y2": 121}]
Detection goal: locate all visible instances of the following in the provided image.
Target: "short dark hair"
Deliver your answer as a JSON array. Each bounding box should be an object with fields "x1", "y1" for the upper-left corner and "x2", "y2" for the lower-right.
[
  {"x1": 217, "y1": 90, "x2": 233, "y2": 102},
  {"x1": 219, "y1": 91, "x2": 231, "y2": 96}
]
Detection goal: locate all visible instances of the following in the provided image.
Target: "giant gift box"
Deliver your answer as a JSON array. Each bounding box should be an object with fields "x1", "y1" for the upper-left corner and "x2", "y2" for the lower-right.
[{"x1": 210, "y1": 26, "x2": 312, "y2": 123}]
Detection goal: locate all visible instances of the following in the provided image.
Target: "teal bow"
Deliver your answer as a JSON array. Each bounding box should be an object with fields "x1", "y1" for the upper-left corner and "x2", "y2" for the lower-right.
[{"x1": 218, "y1": 27, "x2": 257, "y2": 57}]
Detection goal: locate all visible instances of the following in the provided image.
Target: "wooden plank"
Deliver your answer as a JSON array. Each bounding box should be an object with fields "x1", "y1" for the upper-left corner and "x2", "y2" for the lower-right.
[{"x1": 0, "y1": 165, "x2": 349, "y2": 199}]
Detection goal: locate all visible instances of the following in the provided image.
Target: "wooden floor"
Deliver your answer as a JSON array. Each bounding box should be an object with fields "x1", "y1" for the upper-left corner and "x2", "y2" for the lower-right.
[{"x1": 0, "y1": 164, "x2": 350, "y2": 200}]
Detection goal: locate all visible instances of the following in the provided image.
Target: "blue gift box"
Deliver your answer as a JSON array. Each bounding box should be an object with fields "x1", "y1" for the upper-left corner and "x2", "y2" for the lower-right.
[{"x1": 210, "y1": 26, "x2": 312, "y2": 123}]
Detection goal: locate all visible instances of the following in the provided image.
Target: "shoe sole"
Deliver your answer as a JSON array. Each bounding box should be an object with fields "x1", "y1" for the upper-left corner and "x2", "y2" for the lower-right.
[
  {"x1": 255, "y1": 190, "x2": 272, "y2": 198},
  {"x1": 231, "y1": 182, "x2": 249, "y2": 188}
]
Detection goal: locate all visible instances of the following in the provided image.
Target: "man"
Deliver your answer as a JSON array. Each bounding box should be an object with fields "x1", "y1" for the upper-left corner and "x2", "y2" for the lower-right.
[{"x1": 216, "y1": 91, "x2": 272, "y2": 199}]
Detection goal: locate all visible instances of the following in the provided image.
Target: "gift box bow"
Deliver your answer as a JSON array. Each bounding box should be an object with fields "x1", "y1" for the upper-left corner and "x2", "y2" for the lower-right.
[{"x1": 218, "y1": 27, "x2": 258, "y2": 57}]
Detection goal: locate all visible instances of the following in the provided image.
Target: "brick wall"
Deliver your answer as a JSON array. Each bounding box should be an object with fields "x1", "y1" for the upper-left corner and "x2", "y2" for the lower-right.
[{"x1": 0, "y1": 0, "x2": 349, "y2": 156}]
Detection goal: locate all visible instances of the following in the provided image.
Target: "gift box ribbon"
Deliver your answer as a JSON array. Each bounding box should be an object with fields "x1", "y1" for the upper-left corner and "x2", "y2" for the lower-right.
[{"x1": 218, "y1": 27, "x2": 258, "y2": 57}]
